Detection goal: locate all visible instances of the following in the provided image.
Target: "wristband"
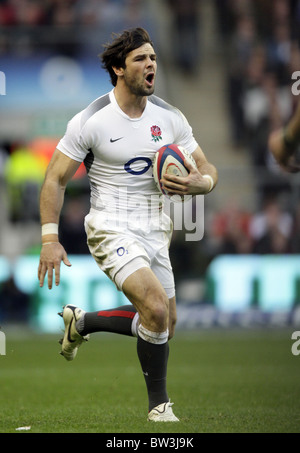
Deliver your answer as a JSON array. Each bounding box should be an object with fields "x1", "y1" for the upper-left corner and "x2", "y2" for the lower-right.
[
  {"x1": 41, "y1": 223, "x2": 58, "y2": 236},
  {"x1": 42, "y1": 242, "x2": 59, "y2": 246},
  {"x1": 203, "y1": 174, "x2": 214, "y2": 193}
]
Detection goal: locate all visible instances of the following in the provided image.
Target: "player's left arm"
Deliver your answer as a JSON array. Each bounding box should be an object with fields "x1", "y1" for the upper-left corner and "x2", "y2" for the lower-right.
[
  {"x1": 38, "y1": 149, "x2": 81, "y2": 289},
  {"x1": 161, "y1": 145, "x2": 218, "y2": 196}
]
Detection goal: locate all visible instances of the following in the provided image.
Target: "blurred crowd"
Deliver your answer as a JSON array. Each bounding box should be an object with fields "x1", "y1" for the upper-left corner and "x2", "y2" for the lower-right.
[
  {"x1": 215, "y1": 0, "x2": 300, "y2": 143},
  {"x1": 0, "y1": 0, "x2": 154, "y2": 56},
  {"x1": 214, "y1": 0, "x2": 300, "y2": 204},
  {"x1": 169, "y1": 194, "x2": 300, "y2": 282},
  {"x1": 206, "y1": 0, "x2": 300, "y2": 256},
  {"x1": 0, "y1": 0, "x2": 145, "y2": 28},
  {"x1": 208, "y1": 196, "x2": 300, "y2": 254}
]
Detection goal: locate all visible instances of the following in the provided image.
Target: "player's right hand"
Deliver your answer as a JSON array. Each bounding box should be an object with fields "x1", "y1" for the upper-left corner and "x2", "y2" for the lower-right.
[{"x1": 38, "y1": 242, "x2": 72, "y2": 289}]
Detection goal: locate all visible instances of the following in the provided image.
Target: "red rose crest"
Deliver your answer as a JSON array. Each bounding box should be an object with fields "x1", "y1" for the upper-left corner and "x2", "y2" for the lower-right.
[{"x1": 151, "y1": 125, "x2": 162, "y2": 142}]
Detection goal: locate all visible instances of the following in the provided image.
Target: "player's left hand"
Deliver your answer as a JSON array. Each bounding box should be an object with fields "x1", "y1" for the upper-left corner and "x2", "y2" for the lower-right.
[{"x1": 161, "y1": 159, "x2": 212, "y2": 196}]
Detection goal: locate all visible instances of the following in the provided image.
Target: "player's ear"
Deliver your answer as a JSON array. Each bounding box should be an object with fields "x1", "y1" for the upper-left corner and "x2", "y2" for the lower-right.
[{"x1": 112, "y1": 66, "x2": 124, "y2": 78}]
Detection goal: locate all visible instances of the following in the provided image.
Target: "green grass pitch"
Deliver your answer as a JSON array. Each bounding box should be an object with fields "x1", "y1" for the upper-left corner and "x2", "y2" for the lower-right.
[{"x1": 0, "y1": 328, "x2": 299, "y2": 433}]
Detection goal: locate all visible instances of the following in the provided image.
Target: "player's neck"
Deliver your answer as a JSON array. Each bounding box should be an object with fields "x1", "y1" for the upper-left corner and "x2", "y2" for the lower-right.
[{"x1": 113, "y1": 86, "x2": 147, "y2": 119}]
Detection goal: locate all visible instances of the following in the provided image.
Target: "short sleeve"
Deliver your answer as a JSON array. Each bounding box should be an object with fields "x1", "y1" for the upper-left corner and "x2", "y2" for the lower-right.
[
  {"x1": 173, "y1": 109, "x2": 198, "y2": 155},
  {"x1": 57, "y1": 112, "x2": 89, "y2": 162}
]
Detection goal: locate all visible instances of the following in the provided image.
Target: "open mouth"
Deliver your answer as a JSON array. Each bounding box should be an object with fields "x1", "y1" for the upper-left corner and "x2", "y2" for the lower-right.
[{"x1": 145, "y1": 72, "x2": 155, "y2": 87}]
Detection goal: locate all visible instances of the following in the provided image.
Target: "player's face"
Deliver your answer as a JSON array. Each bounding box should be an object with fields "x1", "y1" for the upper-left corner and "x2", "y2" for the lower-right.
[{"x1": 122, "y1": 43, "x2": 157, "y2": 96}]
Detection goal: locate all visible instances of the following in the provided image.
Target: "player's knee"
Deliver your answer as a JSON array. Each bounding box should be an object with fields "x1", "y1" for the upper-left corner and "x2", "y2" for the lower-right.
[
  {"x1": 144, "y1": 291, "x2": 169, "y2": 332},
  {"x1": 149, "y1": 302, "x2": 169, "y2": 331}
]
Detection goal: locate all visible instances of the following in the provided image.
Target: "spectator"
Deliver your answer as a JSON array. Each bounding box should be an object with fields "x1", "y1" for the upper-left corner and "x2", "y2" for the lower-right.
[
  {"x1": 167, "y1": 0, "x2": 201, "y2": 74},
  {"x1": 226, "y1": 14, "x2": 258, "y2": 146},
  {"x1": 209, "y1": 201, "x2": 253, "y2": 254},
  {"x1": 290, "y1": 201, "x2": 300, "y2": 252},
  {"x1": 0, "y1": 276, "x2": 30, "y2": 323},
  {"x1": 249, "y1": 197, "x2": 293, "y2": 253}
]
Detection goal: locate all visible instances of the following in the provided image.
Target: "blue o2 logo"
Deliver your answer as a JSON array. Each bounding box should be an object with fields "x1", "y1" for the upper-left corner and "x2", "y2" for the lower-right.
[
  {"x1": 124, "y1": 157, "x2": 152, "y2": 175},
  {"x1": 117, "y1": 247, "x2": 128, "y2": 256}
]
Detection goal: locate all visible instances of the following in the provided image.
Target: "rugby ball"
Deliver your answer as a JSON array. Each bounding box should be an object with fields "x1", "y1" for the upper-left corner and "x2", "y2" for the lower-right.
[{"x1": 153, "y1": 143, "x2": 196, "y2": 202}]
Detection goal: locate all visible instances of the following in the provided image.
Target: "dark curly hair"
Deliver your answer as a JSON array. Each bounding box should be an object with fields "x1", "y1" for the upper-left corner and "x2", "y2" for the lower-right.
[{"x1": 100, "y1": 28, "x2": 154, "y2": 87}]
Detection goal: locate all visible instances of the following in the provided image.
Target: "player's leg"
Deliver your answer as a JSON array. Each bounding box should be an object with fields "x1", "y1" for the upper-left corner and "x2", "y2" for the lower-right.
[
  {"x1": 76, "y1": 304, "x2": 139, "y2": 337},
  {"x1": 75, "y1": 288, "x2": 176, "y2": 340},
  {"x1": 147, "y1": 231, "x2": 177, "y2": 339},
  {"x1": 58, "y1": 303, "x2": 139, "y2": 361},
  {"x1": 75, "y1": 236, "x2": 175, "y2": 340},
  {"x1": 59, "y1": 276, "x2": 175, "y2": 366},
  {"x1": 122, "y1": 267, "x2": 169, "y2": 332},
  {"x1": 122, "y1": 267, "x2": 178, "y2": 421},
  {"x1": 58, "y1": 228, "x2": 148, "y2": 360},
  {"x1": 75, "y1": 290, "x2": 176, "y2": 340}
]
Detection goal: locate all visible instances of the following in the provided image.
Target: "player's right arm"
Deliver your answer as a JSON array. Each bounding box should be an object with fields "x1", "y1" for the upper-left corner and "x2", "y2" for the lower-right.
[{"x1": 38, "y1": 149, "x2": 81, "y2": 289}]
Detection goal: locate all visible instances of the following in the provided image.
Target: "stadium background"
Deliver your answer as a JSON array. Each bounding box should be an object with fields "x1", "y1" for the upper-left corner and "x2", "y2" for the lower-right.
[
  {"x1": 1, "y1": 0, "x2": 300, "y2": 331},
  {"x1": 1, "y1": 0, "x2": 300, "y2": 435}
]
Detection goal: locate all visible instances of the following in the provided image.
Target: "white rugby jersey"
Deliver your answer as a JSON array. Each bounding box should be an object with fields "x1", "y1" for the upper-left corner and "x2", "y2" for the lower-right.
[{"x1": 57, "y1": 89, "x2": 198, "y2": 216}]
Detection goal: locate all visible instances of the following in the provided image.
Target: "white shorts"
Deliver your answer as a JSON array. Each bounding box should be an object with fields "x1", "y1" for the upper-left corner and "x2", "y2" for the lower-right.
[{"x1": 84, "y1": 209, "x2": 175, "y2": 299}]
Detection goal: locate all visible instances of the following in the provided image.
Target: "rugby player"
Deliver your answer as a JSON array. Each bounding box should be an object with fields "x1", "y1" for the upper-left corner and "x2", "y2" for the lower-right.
[{"x1": 38, "y1": 27, "x2": 218, "y2": 422}]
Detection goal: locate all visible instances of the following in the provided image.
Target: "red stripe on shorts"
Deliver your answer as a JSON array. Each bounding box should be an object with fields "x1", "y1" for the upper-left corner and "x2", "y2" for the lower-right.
[{"x1": 97, "y1": 310, "x2": 135, "y2": 319}]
